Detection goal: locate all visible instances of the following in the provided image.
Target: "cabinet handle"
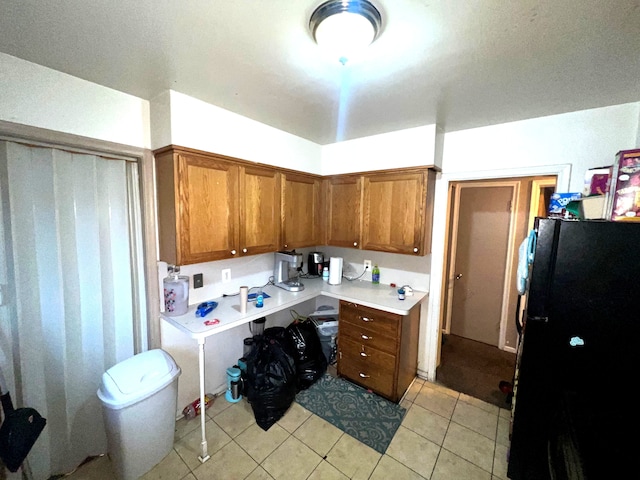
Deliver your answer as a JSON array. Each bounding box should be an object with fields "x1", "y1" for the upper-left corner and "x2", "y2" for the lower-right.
[
  {"x1": 231, "y1": 250, "x2": 237, "y2": 255},
  {"x1": 353, "y1": 241, "x2": 358, "y2": 247},
  {"x1": 283, "y1": 244, "x2": 288, "y2": 248},
  {"x1": 359, "y1": 373, "x2": 370, "y2": 378},
  {"x1": 361, "y1": 334, "x2": 372, "y2": 340},
  {"x1": 360, "y1": 316, "x2": 373, "y2": 322},
  {"x1": 413, "y1": 247, "x2": 419, "y2": 253},
  {"x1": 242, "y1": 248, "x2": 247, "y2": 253},
  {"x1": 360, "y1": 351, "x2": 369, "y2": 357}
]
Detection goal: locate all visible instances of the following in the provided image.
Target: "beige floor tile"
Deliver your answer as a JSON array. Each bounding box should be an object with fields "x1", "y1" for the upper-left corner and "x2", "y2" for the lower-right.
[
  {"x1": 262, "y1": 435, "x2": 322, "y2": 480},
  {"x1": 413, "y1": 384, "x2": 458, "y2": 419},
  {"x1": 207, "y1": 392, "x2": 232, "y2": 417},
  {"x1": 401, "y1": 403, "x2": 450, "y2": 446},
  {"x1": 293, "y1": 415, "x2": 343, "y2": 456},
  {"x1": 307, "y1": 460, "x2": 350, "y2": 479},
  {"x1": 442, "y1": 422, "x2": 496, "y2": 473},
  {"x1": 191, "y1": 441, "x2": 258, "y2": 480},
  {"x1": 235, "y1": 423, "x2": 290, "y2": 463},
  {"x1": 458, "y1": 393, "x2": 501, "y2": 415},
  {"x1": 246, "y1": 465, "x2": 275, "y2": 479},
  {"x1": 385, "y1": 426, "x2": 440, "y2": 478},
  {"x1": 431, "y1": 449, "x2": 492, "y2": 480},
  {"x1": 180, "y1": 474, "x2": 196, "y2": 480},
  {"x1": 452, "y1": 401, "x2": 499, "y2": 440},
  {"x1": 402, "y1": 377, "x2": 424, "y2": 403},
  {"x1": 173, "y1": 419, "x2": 232, "y2": 470},
  {"x1": 492, "y1": 442, "x2": 509, "y2": 480},
  {"x1": 496, "y1": 414, "x2": 510, "y2": 448},
  {"x1": 212, "y1": 399, "x2": 256, "y2": 438},
  {"x1": 139, "y1": 449, "x2": 190, "y2": 480},
  {"x1": 325, "y1": 433, "x2": 381, "y2": 480},
  {"x1": 174, "y1": 415, "x2": 204, "y2": 441},
  {"x1": 277, "y1": 402, "x2": 312, "y2": 433},
  {"x1": 369, "y1": 455, "x2": 426, "y2": 480},
  {"x1": 425, "y1": 381, "x2": 461, "y2": 399}
]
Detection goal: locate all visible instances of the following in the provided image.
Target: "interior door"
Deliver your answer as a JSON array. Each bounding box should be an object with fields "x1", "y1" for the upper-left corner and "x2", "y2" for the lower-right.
[{"x1": 449, "y1": 184, "x2": 514, "y2": 346}]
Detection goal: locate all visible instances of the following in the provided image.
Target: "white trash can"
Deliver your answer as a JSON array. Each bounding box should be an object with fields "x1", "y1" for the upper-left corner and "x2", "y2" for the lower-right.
[{"x1": 97, "y1": 349, "x2": 181, "y2": 480}]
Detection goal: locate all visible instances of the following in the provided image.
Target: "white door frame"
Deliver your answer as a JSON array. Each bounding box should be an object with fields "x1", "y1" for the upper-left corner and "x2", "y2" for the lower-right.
[
  {"x1": 419, "y1": 164, "x2": 571, "y2": 382},
  {"x1": 444, "y1": 180, "x2": 520, "y2": 350}
]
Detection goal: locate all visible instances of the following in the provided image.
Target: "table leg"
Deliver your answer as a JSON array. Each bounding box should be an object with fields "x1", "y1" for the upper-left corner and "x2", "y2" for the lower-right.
[{"x1": 197, "y1": 338, "x2": 210, "y2": 463}]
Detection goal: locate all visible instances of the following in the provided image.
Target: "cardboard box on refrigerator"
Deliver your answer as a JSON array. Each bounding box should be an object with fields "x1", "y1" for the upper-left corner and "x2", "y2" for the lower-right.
[{"x1": 606, "y1": 148, "x2": 640, "y2": 222}]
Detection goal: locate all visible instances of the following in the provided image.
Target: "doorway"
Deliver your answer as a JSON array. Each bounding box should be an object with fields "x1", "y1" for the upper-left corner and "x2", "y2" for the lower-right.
[{"x1": 436, "y1": 175, "x2": 556, "y2": 405}]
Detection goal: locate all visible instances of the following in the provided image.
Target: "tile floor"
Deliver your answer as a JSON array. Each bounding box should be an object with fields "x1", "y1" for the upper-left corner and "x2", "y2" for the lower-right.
[{"x1": 70, "y1": 377, "x2": 511, "y2": 480}]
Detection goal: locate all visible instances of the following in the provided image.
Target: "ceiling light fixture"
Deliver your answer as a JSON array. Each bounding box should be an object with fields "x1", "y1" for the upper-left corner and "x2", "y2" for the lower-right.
[{"x1": 309, "y1": 0, "x2": 382, "y2": 65}]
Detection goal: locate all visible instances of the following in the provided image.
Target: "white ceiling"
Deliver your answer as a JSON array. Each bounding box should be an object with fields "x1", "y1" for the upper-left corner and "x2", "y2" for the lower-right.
[{"x1": 1, "y1": 0, "x2": 639, "y2": 145}]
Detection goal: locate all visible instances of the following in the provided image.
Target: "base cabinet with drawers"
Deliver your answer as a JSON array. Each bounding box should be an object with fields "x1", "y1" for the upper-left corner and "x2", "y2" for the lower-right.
[{"x1": 337, "y1": 300, "x2": 420, "y2": 403}]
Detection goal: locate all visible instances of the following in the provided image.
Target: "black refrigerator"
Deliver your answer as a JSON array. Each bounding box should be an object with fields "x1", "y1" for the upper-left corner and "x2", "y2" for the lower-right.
[{"x1": 507, "y1": 218, "x2": 640, "y2": 480}]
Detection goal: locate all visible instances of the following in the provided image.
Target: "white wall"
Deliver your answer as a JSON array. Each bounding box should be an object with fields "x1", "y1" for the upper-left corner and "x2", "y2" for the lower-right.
[
  {"x1": 0, "y1": 53, "x2": 150, "y2": 148},
  {"x1": 150, "y1": 90, "x2": 323, "y2": 173},
  {"x1": 321, "y1": 124, "x2": 438, "y2": 175},
  {"x1": 423, "y1": 102, "x2": 640, "y2": 381}
]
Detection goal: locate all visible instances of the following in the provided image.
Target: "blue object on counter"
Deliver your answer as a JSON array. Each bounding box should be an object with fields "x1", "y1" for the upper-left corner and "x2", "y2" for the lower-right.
[
  {"x1": 247, "y1": 292, "x2": 271, "y2": 301},
  {"x1": 397, "y1": 288, "x2": 405, "y2": 300},
  {"x1": 195, "y1": 301, "x2": 218, "y2": 317},
  {"x1": 256, "y1": 293, "x2": 264, "y2": 308}
]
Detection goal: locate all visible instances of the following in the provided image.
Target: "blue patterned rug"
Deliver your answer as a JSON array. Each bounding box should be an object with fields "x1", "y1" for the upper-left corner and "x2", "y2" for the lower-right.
[{"x1": 295, "y1": 374, "x2": 406, "y2": 453}]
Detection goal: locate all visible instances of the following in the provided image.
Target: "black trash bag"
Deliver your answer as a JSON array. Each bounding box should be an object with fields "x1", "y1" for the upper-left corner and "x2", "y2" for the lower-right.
[
  {"x1": 245, "y1": 327, "x2": 298, "y2": 431},
  {"x1": 286, "y1": 320, "x2": 327, "y2": 390},
  {"x1": 0, "y1": 392, "x2": 47, "y2": 472}
]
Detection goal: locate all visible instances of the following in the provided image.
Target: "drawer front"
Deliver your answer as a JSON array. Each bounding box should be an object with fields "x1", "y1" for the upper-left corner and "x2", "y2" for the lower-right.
[
  {"x1": 340, "y1": 301, "x2": 400, "y2": 338},
  {"x1": 339, "y1": 319, "x2": 397, "y2": 354},
  {"x1": 338, "y1": 336, "x2": 396, "y2": 399}
]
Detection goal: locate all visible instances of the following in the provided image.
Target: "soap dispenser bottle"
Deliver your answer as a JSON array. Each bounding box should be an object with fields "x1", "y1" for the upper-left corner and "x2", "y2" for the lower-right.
[{"x1": 163, "y1": 265, "x2": 189, "y2": 316}]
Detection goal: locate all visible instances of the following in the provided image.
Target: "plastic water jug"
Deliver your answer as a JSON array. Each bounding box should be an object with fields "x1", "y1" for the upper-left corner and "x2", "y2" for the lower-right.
[{"x1": 163, "y1": 266, "x2": 189, "y2": 316}]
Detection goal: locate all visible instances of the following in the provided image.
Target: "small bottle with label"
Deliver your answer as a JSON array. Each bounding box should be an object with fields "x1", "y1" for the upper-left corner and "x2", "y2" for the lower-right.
[
  {"x1": 256, "y1": 291, "x2": 264, "y2": 308},
  {"x1": 322, "y1": 267, "x2": 329, "y2": 282},
  {"x1": 372, "y1": 265, "x2": 380, "y2": 284}
]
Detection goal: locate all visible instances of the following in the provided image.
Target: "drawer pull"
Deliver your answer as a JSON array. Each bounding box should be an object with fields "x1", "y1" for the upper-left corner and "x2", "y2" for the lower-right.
[
  {"x1": 359, "y1": 373, "x2": 370, "y2": 378},
  {"x1": 361, "y1": 334, "x2": 372, "y2": 340},
  {"x1": 360, "y1": 316, "x2": 373, "y2": 322},
  {"x1": 359, "y1": 351, "x2": 369, "y2": 357}
]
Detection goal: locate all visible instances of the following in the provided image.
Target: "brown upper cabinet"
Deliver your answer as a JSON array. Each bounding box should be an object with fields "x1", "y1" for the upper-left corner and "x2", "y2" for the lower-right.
[
  {"x1": 325, "y1": 175, "x2": 362, "y2": 248},
  {"x1": 362, "y1": 169, "x2": 436, "y2": 255},
  {"x1": 281, "y1": 172, "x2": 322, "y2": 249},
  {"x1": 154, "y1": 146, "x2": 280, "y2": 265},
  {"x1": 154, "y1": 145, "x2": 437, "y2": 265}
]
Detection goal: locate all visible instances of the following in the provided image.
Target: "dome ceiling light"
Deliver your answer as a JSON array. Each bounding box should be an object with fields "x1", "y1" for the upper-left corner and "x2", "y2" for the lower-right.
[{"x1": 309, "y1": 0, "x2": 382, "y2": 65}]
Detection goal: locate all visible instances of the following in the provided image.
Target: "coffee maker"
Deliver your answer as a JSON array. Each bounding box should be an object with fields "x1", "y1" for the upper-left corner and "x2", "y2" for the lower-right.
[
  {"x1": 308, "y1": 252, "x2": 324, "y2": 276},
  {"x1": 274, "y1": 251, "x2": 304, "y2": 291}
]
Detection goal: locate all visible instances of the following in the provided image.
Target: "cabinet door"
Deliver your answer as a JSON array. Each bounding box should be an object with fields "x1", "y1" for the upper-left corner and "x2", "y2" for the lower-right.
[
  {"x1": 281, "y1": 172, "x2": 321, "y2": 249},
  {"x1": 362, "y1": 170, "x2": 435, "y2": 255},
  {"x1": 156, "y1": 150, "x2": 239, "y2": 265},
  {"x1": 326, "y1": 175, "x2": 362, "y2": 248},
  {"x1": 240, "y1": 165, "x2": 280, "y2": 255}
]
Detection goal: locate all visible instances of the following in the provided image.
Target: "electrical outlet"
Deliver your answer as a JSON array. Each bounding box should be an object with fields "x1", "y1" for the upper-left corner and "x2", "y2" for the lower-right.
[
  {"x1": 221, "y1": 269, "x2": 231, "y2": 283},
  {"x1": 364, "y1": 260, "x2": 372, "y2": 270},
  {"x1": 193, "y1": 273, "x2": 203, "y2": 289}
]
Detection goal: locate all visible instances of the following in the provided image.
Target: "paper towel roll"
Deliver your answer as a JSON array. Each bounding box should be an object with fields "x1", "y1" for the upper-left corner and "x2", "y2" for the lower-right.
[
  {"x1": 329, "y1": 257, "x2": 343, "y2": 285},
  {"x1": 239, "y1": 286, "x2": 248, "y2": 314}
]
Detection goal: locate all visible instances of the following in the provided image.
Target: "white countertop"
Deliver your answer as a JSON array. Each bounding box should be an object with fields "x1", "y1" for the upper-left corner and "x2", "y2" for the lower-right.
[{"x1": 160, "y1": 278, "x2": 427, "y2": 340}]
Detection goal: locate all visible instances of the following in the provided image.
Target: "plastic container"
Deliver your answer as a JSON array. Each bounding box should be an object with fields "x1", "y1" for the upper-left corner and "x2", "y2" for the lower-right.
[
  {"x1": 163, "y1": 267, "x2": 189, "y2": 316},
  {"x1": 372, "y1": 265, "x2": 380, "y2": 284},
  {"x1": 182, "y1": 393, "x2": 215, "y2": 420},
  {"x1": 97, "y1": 349, "x2": 181, "y2": 480}
]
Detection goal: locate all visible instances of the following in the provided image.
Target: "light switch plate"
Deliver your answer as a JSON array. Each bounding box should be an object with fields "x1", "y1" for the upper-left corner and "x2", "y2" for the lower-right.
[
  {"x1": 193, "y1": 273, "x2": 203, "y2": 288},
  {"x1": 222, "y1": 269, "x2": 231, "y2": 283}
]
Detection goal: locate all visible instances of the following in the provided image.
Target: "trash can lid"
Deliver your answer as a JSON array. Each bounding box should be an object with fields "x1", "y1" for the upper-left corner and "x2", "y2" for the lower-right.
[{"x1": 97, "y1": 349, "x2": 181, "y2": 410}]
